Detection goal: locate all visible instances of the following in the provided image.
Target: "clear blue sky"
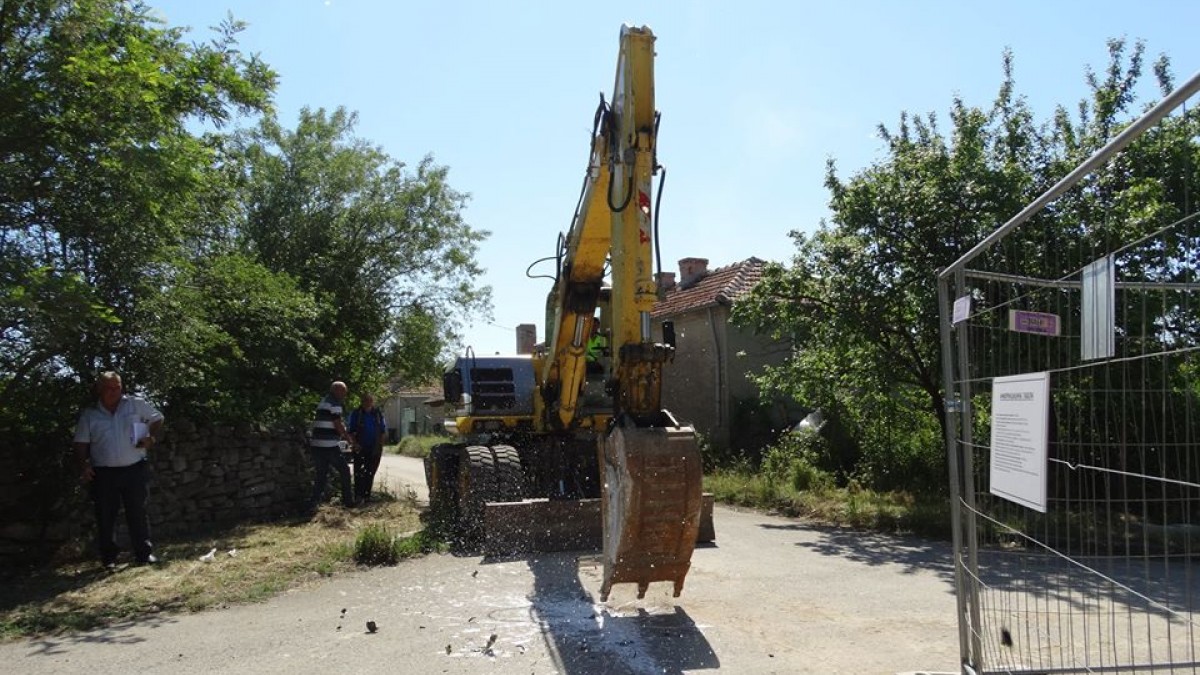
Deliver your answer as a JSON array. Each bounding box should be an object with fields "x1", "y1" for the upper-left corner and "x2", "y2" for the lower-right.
[{"x1": 151, "y1": 0, "x2": 1200, "y2": 357}]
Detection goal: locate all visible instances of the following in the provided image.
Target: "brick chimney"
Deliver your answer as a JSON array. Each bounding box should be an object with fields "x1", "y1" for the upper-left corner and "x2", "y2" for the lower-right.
[
  {"x1": 678, "y1": 257, "x2": 709, "y2": 287},
  {"x1": 656, "y1": 271, "x2": 677, "y2": 293},
  {"x1": 515, "y1": 324, "x2": 537, "y2": 354}
]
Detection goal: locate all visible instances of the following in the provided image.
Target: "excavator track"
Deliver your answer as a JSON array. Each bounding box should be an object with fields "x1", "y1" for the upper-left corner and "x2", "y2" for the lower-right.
[
  {"x1": 478, "y1": 435, "x2": 712, "y2": 561},
  {"x1": 599, "y1": 417, "x2": 703, "y2": 601},
  {"x1": 430, "y1": 437, "x2": 712, "y2": 568}
]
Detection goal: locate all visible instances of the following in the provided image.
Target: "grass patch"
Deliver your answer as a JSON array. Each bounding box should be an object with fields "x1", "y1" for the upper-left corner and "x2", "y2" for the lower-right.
[
  {"x1": 351, "y1": 522, "x2": 444, "y2": 565},
  {"x1": 388, "y1": 434, "x2": 445, "y2": 459},
  {"x1": 395, "y1": 528, "x2": 445, "y2": 557},
  {"x1": 0, "y1": 497, "x2": 431, "y2": 641},
  {"x1": 704, "y1": 469, "x2": 951, "y2": 539},
  {"x1": 354, "y1": 523, "x2": 400, "y2": 565}
]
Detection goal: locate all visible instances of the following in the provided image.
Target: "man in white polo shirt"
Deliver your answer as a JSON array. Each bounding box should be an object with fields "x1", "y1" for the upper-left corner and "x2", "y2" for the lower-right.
[{"x1": 73, "y1": 371, "x2": 165, "y2": 568}]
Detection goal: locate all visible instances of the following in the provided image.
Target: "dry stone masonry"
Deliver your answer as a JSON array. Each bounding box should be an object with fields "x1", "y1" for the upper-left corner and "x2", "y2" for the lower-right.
[
  {"x1": 148, "y1": 420, "x2": 311, "y2": 534},
  {"x1": 0, "y1": 422, "x2": 313, "y2": 562}
]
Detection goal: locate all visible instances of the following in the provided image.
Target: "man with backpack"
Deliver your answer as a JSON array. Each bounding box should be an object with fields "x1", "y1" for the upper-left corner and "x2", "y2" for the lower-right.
[{"x1": 348, "y1": 393, "x2": 387, "y2": 503}]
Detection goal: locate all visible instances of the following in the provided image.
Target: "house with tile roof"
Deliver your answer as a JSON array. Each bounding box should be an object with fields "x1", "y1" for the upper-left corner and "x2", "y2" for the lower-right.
[{"x1": 652, "y1": 257, "x2": 794, "y2": 450}]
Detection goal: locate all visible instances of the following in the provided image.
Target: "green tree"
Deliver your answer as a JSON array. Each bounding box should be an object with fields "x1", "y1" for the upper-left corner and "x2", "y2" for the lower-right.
[
  {"x1": 139, "y1": 253, "x2": 321, "y2": 424},
  {"x1": 0, "y1": 0, "x2": 274, "y2": 535},
  {"x1": 735, "y1": 40, "x2": 1190, "y2": 492},
  {"x1": 229, "y1": 107, "x2": 491, "y2": 394},
  {"x1": 0, "y1": 0, "x2": 274, "y2": 387}
]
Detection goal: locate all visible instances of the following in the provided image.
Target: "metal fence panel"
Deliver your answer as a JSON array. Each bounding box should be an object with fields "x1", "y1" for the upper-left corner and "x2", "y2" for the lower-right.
[{"x1": 939, "y1": 73, "x2": 1200, "y2": 674}]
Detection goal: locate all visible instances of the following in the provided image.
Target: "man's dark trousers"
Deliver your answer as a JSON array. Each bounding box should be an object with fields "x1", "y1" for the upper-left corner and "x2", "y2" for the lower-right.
[
  {"x1": 309, "y1": 446, "x2": 354, "y2": 508},
  {"x1": 91, "y1": 461, "x2": 153, "y2": 564},
  {"x1": 355, "y1": 443, "x2": 383, "y2": 501}
]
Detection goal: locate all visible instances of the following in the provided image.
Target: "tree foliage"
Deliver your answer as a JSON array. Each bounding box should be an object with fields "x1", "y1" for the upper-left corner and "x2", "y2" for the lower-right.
[
  {"x1": 0, "y1": 0, "x2": 277, "y2": 535},
  {"x1": 139, "y1": 252, "x2": 320, "y2": 423},
  {"x1": 735, "y1": 40, "x2": 1195, "y2": 492},
  {"x1": 0, "y1": 0, "x2": 275, "y2": 391},
  {"x1": 0, "y1": 2, "x2": 491, "y2": 539},
  {"x1": 229, "y1": 107, "x2": 491, "y2": 398}
]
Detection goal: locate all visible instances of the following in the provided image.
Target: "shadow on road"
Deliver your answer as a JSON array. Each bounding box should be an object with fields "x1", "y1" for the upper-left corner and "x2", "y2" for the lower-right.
[
  {"x1": 481, "y1": 552, "x2": 719, "y2": 674},
  {"x1": 1, "y1": 562, "x2": 181, "y2": 656},
  {"x1": 0, "y1": 564, "x2": 114, "y2": 615},
  {"x1": 22, "y1": 613, "x2": 176, "y2": 655},
  {"x1": 760, "y1": 521, "x2": 957, "y2": 588}
]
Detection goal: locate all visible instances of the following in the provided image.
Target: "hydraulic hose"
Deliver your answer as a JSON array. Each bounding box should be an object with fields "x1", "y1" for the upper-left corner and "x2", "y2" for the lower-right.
[{"x1": 654, "y1": 164, "x2": 665, "y2": 283}]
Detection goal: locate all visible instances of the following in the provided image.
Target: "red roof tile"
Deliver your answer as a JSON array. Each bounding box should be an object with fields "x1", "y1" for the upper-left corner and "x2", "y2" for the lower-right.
[{"x1": 651, "y1": 258, "x2": 766, "y2": 319}]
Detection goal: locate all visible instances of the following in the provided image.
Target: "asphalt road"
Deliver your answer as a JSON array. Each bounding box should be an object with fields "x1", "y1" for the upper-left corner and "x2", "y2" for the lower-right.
[
  {"x1": 4, "y1": 456, "x2": 961, "y2": 674},
  {"x1": 377, "y1": 451, "x2": 430, "y2": 503}
]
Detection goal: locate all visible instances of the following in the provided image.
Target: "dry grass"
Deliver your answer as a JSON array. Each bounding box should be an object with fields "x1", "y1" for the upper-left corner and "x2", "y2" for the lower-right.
[{"x1": 0, "y1": 494, "x2": 428, "y2": 640}]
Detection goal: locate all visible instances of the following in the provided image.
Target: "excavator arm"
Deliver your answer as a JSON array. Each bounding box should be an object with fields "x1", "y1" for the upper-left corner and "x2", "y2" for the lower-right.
[
  {"x1": 543, "y1": 25, "x2": 666, "y2": 427},
  {"x1": 543, "y1": 25, "x2": 703, "y2": 601},
  {"x1": 430, "y1": 25, "x2": 706, "y2": 603},
  {"x1": 605, "y1": 25, "x2": 669, "y2": 418},
  {"x1": 540, "y1": 116, "x2": 611, "y2": 428}
]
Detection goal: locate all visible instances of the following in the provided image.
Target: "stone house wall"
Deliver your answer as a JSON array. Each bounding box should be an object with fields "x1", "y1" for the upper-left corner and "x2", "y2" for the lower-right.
[{"x1": 655, "y1": 306, "x2": 795, "y2": 451}]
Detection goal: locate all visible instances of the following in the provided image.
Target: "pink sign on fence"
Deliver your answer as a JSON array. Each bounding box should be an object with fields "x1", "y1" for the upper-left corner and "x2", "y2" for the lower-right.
[{"x1": 1008, "y1": 310, "x2": 1060, "y2": 336}]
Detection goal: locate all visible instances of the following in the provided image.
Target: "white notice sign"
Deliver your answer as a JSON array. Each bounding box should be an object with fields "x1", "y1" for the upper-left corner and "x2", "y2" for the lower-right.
[
  {"x1": 1081, "y1": 256, "x2": 1115, "y2": 361},
  {"x1": 989, "y1": 371, "x2": 1050, "y2": 512},
  {"x1": 952, "y1": 295, "x2": 971, "y2": 325},
  {"x1": 131, "y1": 422, "x2": 150, "y2": 446}
]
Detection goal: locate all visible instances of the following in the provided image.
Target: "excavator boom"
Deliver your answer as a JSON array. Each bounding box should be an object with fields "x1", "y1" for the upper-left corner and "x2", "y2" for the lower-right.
[{"x1": 428, "y1": 25, "x2": 709, "y2": 602}]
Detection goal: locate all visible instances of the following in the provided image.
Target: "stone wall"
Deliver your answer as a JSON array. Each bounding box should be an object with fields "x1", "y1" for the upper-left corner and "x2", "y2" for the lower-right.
[
  {"x1": 0, "y1": 422, "x2": 314, "y2": 560},
  {"x1": 147, "y1": 421, "x2": 312, "y2": 535}
]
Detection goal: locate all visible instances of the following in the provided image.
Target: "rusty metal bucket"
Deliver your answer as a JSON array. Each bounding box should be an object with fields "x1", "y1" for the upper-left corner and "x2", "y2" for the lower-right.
[{"x1": 599, "y1": 415, "x2": 702, "y2": 601}]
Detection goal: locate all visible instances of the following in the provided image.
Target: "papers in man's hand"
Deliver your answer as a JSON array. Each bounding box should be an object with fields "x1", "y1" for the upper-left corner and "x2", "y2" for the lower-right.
[{"x1": 131, "y1": 422, "x2": 150, "y2": 446}]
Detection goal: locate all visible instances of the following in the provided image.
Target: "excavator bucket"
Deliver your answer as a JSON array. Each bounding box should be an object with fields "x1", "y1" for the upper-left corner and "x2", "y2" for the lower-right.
[{"x1": 599, "y1": 418, "x2": 703, "y2": 601}]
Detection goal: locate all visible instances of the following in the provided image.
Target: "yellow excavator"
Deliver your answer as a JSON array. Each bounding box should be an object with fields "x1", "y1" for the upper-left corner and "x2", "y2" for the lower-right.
[{"x1": 426, "y1": 25, "x2": 711, "y2": 601}]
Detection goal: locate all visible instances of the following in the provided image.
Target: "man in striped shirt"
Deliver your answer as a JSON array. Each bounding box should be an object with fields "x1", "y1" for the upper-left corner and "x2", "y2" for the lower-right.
[{"x1": 307, "y1": 380, "x2": 356, "y2": 512}]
